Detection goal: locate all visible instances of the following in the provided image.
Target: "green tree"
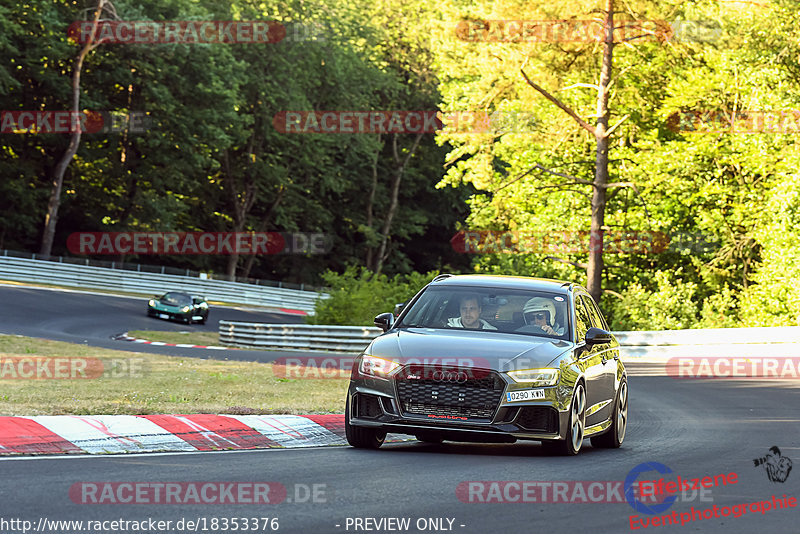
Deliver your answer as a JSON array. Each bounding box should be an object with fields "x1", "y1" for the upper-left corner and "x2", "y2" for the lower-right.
[{"x1": 431, "y1": 0, "x2": 800, "y2": 328}]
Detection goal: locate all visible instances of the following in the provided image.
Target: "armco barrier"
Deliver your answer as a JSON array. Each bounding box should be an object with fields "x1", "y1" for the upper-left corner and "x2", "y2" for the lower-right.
[
  {"x1": 0, "y1": 256, "x2": 326, "y2": 313},
  {"x1": 616, "y1": 326, "x2": 800, "y2": 359},
  {"x1": 218, "y1": 322, "x2": 800, "y2": 357},
  {"x1": 219, "y1": 322, "x2": 381, "y2": 352},
  {"x1": 614, "y1": 326, "x2": 800, "y2": 345}
]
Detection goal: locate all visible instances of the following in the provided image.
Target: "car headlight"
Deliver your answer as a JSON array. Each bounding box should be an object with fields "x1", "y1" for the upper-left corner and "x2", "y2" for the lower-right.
[
  {"x1": 507, "y1": 368, "x2": 560, "y2": 386},
  {"x1": 359, "y1": 355, "x2": 401, "y2": 377},
  {"x1": 181, "y1": 305, "x2": 191, "y2": 312},
  {"x1": 148, "y1": 300, "x2": 156, "y2": 307}
]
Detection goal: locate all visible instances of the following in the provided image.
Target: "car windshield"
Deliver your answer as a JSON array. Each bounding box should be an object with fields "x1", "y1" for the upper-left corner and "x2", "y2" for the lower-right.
[
  {"x1": 160, "y1": 292, "x2": 192, "y2": 306},
  {"x1": 396, "y1": 286, "x2": 570, "y2": 340}
]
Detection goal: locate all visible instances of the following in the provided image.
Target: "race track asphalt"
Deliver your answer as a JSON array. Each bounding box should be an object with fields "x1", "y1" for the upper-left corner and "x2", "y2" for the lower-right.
[
  {"x1": 0, "y1": 283, "x2": 305, "y2": 362},
  {"x1": 1, "y1": 375, "x2": 798, "y2": 533}
]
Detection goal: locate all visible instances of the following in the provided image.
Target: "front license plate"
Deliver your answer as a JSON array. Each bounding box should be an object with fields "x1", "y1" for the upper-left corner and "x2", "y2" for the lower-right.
[
  {"x1": 506, "y1": 389, "x2": 545, "y2": 402},
  {"x1": 158, "y1": 313, "x2": 169, "y2": 319}
]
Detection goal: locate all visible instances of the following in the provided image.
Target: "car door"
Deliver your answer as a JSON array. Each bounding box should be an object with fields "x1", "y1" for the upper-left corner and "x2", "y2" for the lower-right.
[
  {"x1": 579, "y1": 294, "x2": 617, "y2": 426},
  {"x1": 572, "y1": 294, "x2": 608, "y2": 428}
]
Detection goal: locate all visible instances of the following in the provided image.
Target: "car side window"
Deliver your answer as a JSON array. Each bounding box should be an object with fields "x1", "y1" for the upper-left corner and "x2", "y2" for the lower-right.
[
  {"x1": 401, "y1": 296, "x2": 430, "y2": 325},
  {"x1": 581, "y1": 295, "x2": 606, "y2": 329},
  {"x1": 574, "y1": 297, "x2": 591, "y2": 342}
]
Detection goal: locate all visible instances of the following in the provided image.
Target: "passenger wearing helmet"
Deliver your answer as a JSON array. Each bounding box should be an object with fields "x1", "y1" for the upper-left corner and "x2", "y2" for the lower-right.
[{"x1": 522, "y1": 297, "x2": 565, "y2": 336}]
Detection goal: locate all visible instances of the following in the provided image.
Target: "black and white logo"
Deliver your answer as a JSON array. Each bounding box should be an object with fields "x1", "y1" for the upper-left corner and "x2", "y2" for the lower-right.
[{"x1": 753, "y1": 446, "x2": 793, "y2": 483}]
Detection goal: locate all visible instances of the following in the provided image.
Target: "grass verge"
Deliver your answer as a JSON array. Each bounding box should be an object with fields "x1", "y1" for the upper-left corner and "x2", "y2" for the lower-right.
[{"x1": 0, "y1": 335, "x2": 347, "y2": 416}]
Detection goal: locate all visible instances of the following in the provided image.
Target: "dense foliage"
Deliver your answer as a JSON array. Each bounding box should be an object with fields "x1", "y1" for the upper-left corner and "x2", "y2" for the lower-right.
[
  {"x1": 307, "y1": 267, "x2": 437, "y2": 326},
  {"x1": 2, "y1": 0, "x2": 798, "y2": 328},
  {"x1": 431, "y1": 0, "x2": 800, "y2": 328},
  {"x1": 1, "y1": 0, "x2": 472, "y2": 282}
]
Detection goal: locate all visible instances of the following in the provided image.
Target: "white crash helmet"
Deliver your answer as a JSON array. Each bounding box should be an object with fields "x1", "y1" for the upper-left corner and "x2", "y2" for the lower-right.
[{"x1": 523, "y1": 297, "x2": 556, "y2": 326}]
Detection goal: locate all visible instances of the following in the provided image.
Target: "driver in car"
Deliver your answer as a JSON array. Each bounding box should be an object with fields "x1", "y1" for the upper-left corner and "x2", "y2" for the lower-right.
[
  {"x1": 447, "y1": 294, "x2": 497, "y2": 330},
  {"x1": 523, "y1": 297, "x2": 565, "y2": 335}
]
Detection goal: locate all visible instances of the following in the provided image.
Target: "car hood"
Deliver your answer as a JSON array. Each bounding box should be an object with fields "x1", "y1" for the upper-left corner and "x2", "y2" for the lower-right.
[{"x1": 367, "y1": 327, "x2": 573, "y2": 371}]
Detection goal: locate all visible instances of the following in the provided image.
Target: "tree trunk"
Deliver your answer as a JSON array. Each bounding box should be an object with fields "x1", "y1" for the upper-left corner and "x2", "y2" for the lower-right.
[
  {"x1": 586, "y1": 0, "x2": 615, "y2": 302},
  {"x1": 240, "y1": 189, "x2": 284, "y2": 279},
  {"x1": 365, "y1": 139, "x2": 380, "y2": 269},
  {"x1": 40, "y1": 0, "x2": 108, "y2": 257},
  {"x1": 519, "y1": 0, "x2": 632, "y2": 302},
  {"x1": 223, "y1": 149, "x2": 257, "y2": 281},
  {"x1": 223, "y1": 108, "x2": 264, "y2": 281},
  {"x1": 225, "y1": 241, "x2": 241, "y2": 281},
  {"x1": 373, "y1": 133, "x2": 422, "y2": 276}
]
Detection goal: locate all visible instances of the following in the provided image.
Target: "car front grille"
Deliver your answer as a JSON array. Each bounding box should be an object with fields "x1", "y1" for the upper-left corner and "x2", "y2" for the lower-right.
[{"x1": 395, "y1": 365, "x2": 505, "y2": 420}]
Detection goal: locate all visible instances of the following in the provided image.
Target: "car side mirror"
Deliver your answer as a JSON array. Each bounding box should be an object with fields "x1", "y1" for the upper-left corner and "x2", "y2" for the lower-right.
[
  {"x1": 393, "y1": 302, "x2": 406, "y2": 317},
  {"x1": 374, "y1": 312, "x2": 395, "y2": 332},
  {"x1": 585, "y1": 327, "x2": 613, "y2": 346}
]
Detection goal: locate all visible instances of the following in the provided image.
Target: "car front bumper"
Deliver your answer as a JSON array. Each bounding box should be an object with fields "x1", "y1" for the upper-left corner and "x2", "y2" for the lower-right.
[
  {"x1": 346, "y1": 375, "x2": 573, "y2": 442},
  {"x1": 147, "y1": 306, "x2": 191, "y2": 322}
]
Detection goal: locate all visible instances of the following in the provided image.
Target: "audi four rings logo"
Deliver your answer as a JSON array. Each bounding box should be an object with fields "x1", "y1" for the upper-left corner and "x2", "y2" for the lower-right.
[{"x1": 432, "y1": 371, "x2": 469, "y2": 383}]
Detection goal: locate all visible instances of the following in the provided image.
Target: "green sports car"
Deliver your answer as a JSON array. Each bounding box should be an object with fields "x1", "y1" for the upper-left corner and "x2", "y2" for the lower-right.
[{"x1": 147, "y1": 291, "x2": 209, "y2": 324}]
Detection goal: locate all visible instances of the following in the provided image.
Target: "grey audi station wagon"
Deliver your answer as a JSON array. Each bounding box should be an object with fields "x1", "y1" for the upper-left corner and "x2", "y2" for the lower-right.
[{"x1": 345, "y1": 274, "x2": 627, "y2": 455}]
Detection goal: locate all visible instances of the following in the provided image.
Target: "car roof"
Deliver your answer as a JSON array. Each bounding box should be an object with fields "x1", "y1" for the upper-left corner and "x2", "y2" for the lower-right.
[{"x1": 429, "y1": 274, "x2": 581, "y2": 295}]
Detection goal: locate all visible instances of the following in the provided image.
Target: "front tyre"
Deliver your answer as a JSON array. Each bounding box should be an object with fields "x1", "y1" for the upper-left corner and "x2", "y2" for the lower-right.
[
  {"x1": 591, "y1": 378, "x2": 627, "y2": 449},
  {"x1": 544, "y1": 382, "x2": 586, "y2": 456},
  {"x1": 345, "y1": 395, "x2": 385, "y2": 449}
]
